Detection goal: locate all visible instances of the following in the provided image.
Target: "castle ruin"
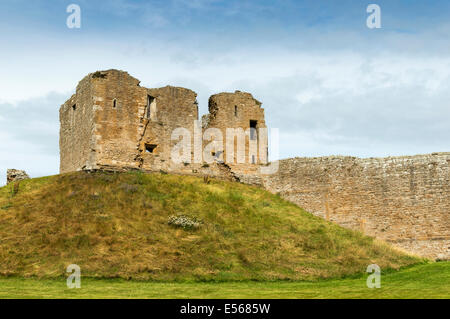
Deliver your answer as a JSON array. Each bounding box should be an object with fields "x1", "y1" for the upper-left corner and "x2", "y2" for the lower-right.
[
  {"x1": 60, "y1": 69, "x2": 267, "y2": 181},
  {"x1": 60, "y1": 69, "x2": 449, "y2": 260}
]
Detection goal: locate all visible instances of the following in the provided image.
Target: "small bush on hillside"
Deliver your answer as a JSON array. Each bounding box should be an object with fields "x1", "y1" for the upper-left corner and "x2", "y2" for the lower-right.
[{"x1": 168, "y1": 215, "x2": 202, "y2": 230}]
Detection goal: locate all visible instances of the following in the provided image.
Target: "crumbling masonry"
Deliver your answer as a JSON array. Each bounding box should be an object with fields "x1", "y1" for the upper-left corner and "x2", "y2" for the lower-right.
[
  {"x1": 261, "y1": 154, "x2": 450, "y2": 260},
  {"x1": 6, "y1": 169, "x2": 30, "y2": 185},
  {"x1": 60, "y1": 69, "x2": 267, "y2": 181},
  {"x1": 60, "y1": 69, "x2": 449, "y2": 260}
]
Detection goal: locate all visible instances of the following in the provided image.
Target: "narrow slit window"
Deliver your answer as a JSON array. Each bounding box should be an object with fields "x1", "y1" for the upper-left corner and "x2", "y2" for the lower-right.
[
  {"x1": 234, "y1": 105, "x2": 238, "y2": 117},
  {"x1": 113, "y1": 99, "x2": 117, "y2": 108},
  {"x1": 147, "y1": 95, "x2": 156, "y2": 120},
  {"x1": 250, "y1": 120, "x2": 257, "y2": 140},
  {"x1": 72, "y1": 104, "x2": 76, "y2": 111},
  {"x1": 145, "y1": 144, "x2": 157, "y2": 153}
]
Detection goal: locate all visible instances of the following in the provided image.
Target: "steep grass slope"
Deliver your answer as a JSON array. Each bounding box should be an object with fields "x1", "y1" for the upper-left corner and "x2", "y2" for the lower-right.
[{"x1": 0, "y1": 171, "x2": 421, "y2": 281}]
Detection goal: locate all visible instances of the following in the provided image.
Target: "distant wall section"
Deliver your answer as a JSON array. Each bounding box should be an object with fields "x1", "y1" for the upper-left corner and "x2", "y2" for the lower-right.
[{"x1": 262, "y1": 153, "x2": 450, "y2": 260}]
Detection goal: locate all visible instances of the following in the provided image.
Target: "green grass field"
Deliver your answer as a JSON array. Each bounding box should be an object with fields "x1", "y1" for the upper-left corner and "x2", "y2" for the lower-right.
[{"x1": 0, "y1": 262, "x2": 448, "y2": 299}]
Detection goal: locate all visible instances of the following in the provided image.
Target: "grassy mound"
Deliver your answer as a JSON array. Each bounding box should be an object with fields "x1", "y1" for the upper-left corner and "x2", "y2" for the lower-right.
[{"x1": 0, "y1": 171, "x2": 421, "y2": 281}]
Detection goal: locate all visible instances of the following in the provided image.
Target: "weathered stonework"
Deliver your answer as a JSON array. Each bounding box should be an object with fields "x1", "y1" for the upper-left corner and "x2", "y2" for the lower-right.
[
  {"x1": 203, "y1": 91, "x2": 267, "y2": 181},
  {"x1": 60, "y1": 69, "x2": 266, "y2": 179},
  {"x1": 60, "y1": 69, "x2": 449, "y2": 260},
  {"x1": 6, "y1": 169, "x2": 30, "y2": 184},
  {"x1": 262, "y1": 154, "x2": 450, "y2": 260}
]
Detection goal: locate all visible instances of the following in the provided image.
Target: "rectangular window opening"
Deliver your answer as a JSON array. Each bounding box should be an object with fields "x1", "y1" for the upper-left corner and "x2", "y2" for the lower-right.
[
  {"x1": 145, "y1": 144, "x2": 157, "y2": 153},
  {"x1": 250, "y1": 120, "x2": 257, "y2": 140},
  {"x1": 147, "y1": 95, "x2": 155, "y2": 119},
  {"x1": 72, "y1": 104, "x2": 76, "y2": 111}
]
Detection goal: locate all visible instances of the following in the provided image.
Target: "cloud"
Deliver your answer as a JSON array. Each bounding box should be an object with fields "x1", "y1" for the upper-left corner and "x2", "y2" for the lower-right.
[
  {"x1": 239, "y1": 53, "x2": 450, "y2": 158},
  {"x1": 1, "y1": 1, "x2": 449, "y2": 185},
  {"x1": 0, "y1": 93, "x2": 65, "y2": 185},
  {"x1": 1, "y1": 48, "x2": 449, "y2": 186}
]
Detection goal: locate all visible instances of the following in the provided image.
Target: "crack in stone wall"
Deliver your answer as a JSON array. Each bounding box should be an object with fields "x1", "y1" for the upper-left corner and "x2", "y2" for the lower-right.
[{"x1": 134, "y1": 105, "x2": 150, "y2": 168}]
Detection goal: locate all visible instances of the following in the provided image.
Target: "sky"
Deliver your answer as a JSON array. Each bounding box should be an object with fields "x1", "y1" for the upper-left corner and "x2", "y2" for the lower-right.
[{"x1": 1, "y1": 0, "x2": 450, "y2": 185}]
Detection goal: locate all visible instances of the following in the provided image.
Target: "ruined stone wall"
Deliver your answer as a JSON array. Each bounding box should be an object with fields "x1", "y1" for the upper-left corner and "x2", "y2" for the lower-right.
[
  {"x1": 205, "y1": 91, "x2": 267, "y2": 180},
  {"x1": 60, "y1": 70, "x2": 240, "y2": 179},
  {"x1": 262, "y1": 153, "x2": 450, "y2": 260},
  {"x1": 59, "y1": 69, "x2": 449, "y2": 260},
  {"x1": 6, "y1": 169, "x2": 29, "y2": 184},
  {"x1": 140, "y1": 86, "x2": 198, "y2": 172},
  {"x1": 91, "y1": 70, "x2": 147, "y2": 171},
  {"x1": 59, "y1": 74, "x2": 97, "y2": 173}
]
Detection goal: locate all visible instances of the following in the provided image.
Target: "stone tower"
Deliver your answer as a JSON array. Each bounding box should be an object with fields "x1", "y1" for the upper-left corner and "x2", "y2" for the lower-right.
[
  {"x1": 203, "y1": 91, "x2": 267, "y2": 180},
  {"x1": 59, "y1": 69, "x2": 268, "y2": 181}
]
